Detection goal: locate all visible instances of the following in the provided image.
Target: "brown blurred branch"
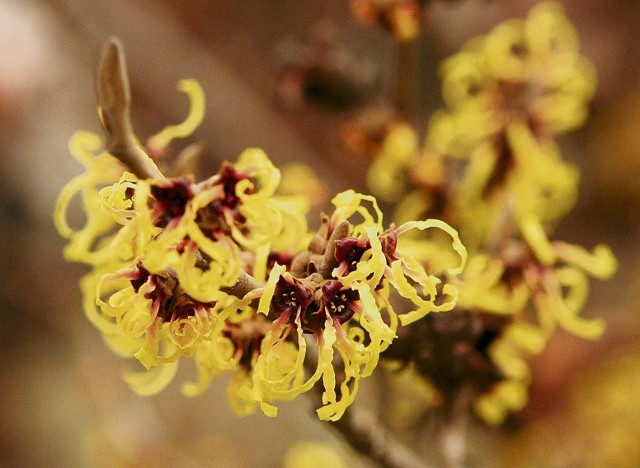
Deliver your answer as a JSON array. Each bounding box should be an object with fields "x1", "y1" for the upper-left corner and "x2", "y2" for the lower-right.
[
  {"x1": 329, "y1": 406, "x2": 432, "y2": 468},
  {"x1": 436, "y1": 385, "x2": 473, "y2": 468}
]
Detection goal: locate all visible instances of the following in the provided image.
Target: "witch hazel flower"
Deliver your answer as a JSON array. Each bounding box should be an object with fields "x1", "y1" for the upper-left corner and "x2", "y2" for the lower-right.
[{"x1": 246, "y1": 190, "x2": 466, "y2": 420}]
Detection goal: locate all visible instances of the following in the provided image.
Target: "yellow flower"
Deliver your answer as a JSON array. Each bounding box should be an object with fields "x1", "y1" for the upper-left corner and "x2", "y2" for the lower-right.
[
  {"x1": 529, "y1": 241, "x2": 617, "y2": 339},
  {"x1": 474, "y1": 322, "x2": 546, "y2": 425},
  {"x1": 438, "y1": 1, "x2": 595, "y2": 155},
  {"x1": 56, "y1": 77, "x2": 315, "y2": 399},
  {"x1": 245, "y1": 191, "x2": 466, "y2": 420},
  {"x1": 56, "y1": 56, "x2": 472, "y2": 423},
  {"x1": 96, "y1": 263, "x2": 225, "y2": 366},
  {"x1": 249, "y1": 263, "x2": 394, "y2": 421},
  {"x1": 284, "y1": 441, "x2": 346, "y2": 468}
]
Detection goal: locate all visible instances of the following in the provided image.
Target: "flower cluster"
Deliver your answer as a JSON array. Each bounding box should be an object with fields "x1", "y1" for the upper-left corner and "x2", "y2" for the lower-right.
[
  {"x1": 55, "y1": 45, "x2": 466, "y2": 421},
  {"x1": 365, "y1": 2, "x2": 617, "y2": 424}
]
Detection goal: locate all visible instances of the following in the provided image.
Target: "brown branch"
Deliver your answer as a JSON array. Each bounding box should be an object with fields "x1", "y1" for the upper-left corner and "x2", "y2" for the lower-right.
[
  {"x1": 97, "y1": 37, "x2": 164, "y2": 180},
  {"x1": 329, "y1": 406, "x2": 433, "y2": 468},
  {"x1": 436, "y1": 385, "x2": 473, "y2": 468},
  {"x1": 395, "y1": 40, "x2": 420, "y2": 118},
  {"x1": 221, "y1": 270, "x2": 262, "y2": 299}
]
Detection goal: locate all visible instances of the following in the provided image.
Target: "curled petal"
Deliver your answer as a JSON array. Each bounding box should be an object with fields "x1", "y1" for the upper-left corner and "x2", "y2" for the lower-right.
[
  {"x1": 554, "y1": 242, "x2": 618, "y2": 279},
  {"x1": 331, "y1": 190, "x2": 384, "y2": 233},
  {"x1": 354, "y1": 284, "x2": 395, "y2": 370},
  {"x1": 519, "y1": 215, "x2": 555, "y2": 265},
  {"x1": 235, "y1": 148, "x2": 281, "y2": 199},
  {"x1": 147, "y1": 79, "x2": 206, "y2": 152},
  {"x1": 389, "y1": 260, "x2": 458, "y2": 325},
  {"x1": 538, "y1": 270, "x2": 605, "y2": 340},
  {"x1": 123, "y1": 361, "x2": 179, "y2": 396},
  {"x1": 396, "y1": 218, "x2": 467, "y2": 275},
  {"x1": 258, "y1": 263, "x2": 287, "y2": 315}
]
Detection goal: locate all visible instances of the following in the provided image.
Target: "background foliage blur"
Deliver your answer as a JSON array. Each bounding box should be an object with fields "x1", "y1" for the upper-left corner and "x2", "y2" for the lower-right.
[{"x1": 1, "y1": 0, "x2": 639, "y2": 466}]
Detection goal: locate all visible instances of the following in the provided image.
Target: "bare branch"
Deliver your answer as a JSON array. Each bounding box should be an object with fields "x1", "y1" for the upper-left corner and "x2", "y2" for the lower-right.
[
  {"x1": 329, "y1": 407, "x2": 432, "y2": 468},
  {"x1": 97, "y1": 37, "x2": 164, "y2": 180},
  {"x1": 221, "y1": 270, "x2": 262, "y2": 299}
]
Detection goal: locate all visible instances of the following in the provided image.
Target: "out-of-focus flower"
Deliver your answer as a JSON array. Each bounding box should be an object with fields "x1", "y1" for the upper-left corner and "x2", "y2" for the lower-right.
[
  {"x1": 433, "y1": 1, "x2": 596, "y2": 154},
  {"x1": 284, "y1": 441, "x2": 347, "y2": 468},
  {"x1": 350, "y1": 0, "x2": 424, "y2": 42},
  {"x1": 340, "y1": 104, "x2": 408, "y2": 159},
  {"x1": 275, "y1": 21, "x2": 377, "y2": 109},
  {"x1": 364, "y1": 2, "x2": 618, "y2": 425}
]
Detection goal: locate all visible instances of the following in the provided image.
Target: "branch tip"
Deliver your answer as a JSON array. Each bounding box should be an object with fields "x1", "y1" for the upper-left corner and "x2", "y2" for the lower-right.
[{"x1": 98, "y1": 36, "x2": 130, "y2": 113}]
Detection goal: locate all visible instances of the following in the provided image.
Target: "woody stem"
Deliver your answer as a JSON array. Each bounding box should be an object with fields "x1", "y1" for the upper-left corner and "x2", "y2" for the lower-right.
[{"x1": 97, "y1": 37, "x2": 165, "y2": 180}]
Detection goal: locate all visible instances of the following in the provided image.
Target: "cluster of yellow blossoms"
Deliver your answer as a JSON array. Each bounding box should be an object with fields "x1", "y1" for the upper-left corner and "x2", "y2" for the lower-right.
[
  {"x1": 55, "y1": 2, "x2": 619, "y2": 431},
  {"x1": 55, "y1": 74, "x2": 466, "y2": 421},
  {"x1": 367, "y1": 2, "x2": 617, "y2": 424}
]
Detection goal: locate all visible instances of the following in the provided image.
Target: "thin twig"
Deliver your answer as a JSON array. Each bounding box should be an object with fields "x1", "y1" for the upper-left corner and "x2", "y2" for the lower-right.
[
  {"x1": 395, "y1": 40, "x2": 420, "y2": 118},
  {"x1": 329, "y1": 406, "x2": 433, "y2": 468},
  {"x1": 437, "y1": 386, "x2": 474, "y2": 468},
  {"x1": 221, "y1": 270, "x2": 262, "y2": 299},
  {"x1": 97, "y1": 37, "x2": 164, "y2": 180}
]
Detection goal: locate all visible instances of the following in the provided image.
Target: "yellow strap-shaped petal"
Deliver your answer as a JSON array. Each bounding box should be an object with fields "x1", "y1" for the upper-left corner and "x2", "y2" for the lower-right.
[{"x1": 147, "y1": 79, "x2": 205, "y2": 151}]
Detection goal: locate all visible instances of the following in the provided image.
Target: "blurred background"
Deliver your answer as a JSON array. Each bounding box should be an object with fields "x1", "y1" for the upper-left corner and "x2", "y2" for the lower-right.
[{"x1": 1, "y1": 0, "x2": 639, "y2": 466}]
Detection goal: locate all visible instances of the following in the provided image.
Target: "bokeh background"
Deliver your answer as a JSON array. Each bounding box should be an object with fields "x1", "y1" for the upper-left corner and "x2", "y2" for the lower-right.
[{"x1": 1, "y1": 0, "x2": 639, "y2": 466}]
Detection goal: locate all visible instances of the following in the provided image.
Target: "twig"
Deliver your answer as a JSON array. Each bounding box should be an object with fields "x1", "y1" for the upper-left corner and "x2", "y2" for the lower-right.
[
  {"x1": 221, "y1": 270, "x2": 262, "y2": 299},
  {"x1": 97, "y1": 37, "x2": 165, "y2": 180},
  {"x1": 329, "y1": 406, "x2": 433, "y2": 468},
  {"x1": 395, "y1": 40, "x2": 420, "y2": 118},
  {"x1": 436, "y1": 386, "x2": 474, "y2": 468}
]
